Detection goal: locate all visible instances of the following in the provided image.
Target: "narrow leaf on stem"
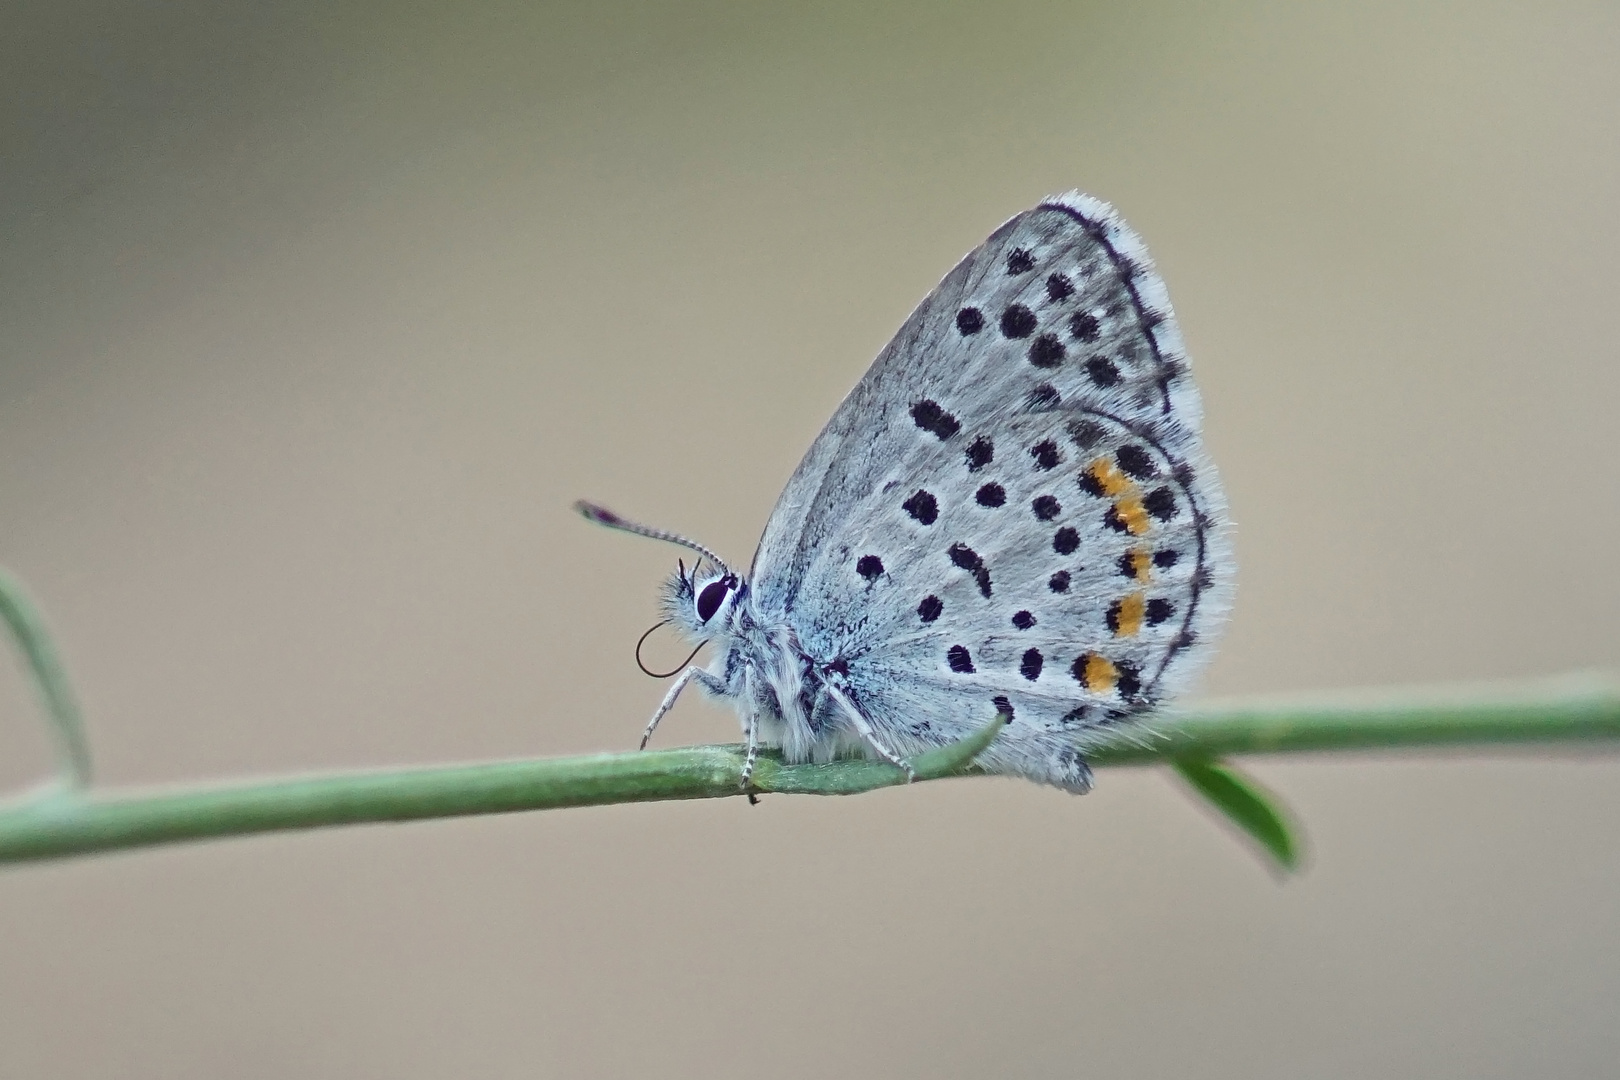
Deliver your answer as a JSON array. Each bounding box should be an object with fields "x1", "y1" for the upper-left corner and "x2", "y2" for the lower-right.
[
  {"x1": 0, "y1": 567, "x2": 92, "y2": 788},
  {"x1": 1171, "y1": 757, "x2": 1301, "y2": 874}
]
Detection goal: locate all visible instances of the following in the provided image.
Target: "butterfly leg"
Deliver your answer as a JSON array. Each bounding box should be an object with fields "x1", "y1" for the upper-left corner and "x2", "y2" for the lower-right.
[
  {"x1": 824, "y1": 683, "x2": 917, "y2": 782},
  {"x1": 739, "y1": 665, "x2": 762, "y2": 792},
  {"x1": 640, "y1": 665, "x2": 726, "y2": 750}
]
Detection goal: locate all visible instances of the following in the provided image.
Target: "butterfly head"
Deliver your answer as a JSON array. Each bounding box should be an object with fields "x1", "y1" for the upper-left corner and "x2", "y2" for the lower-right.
[
  {"x1": 664, "y1": 560, "x2": 743, "y2": 638},
  {"x1": 574, "y1": 500, "x2": 746, "y2": 640}
]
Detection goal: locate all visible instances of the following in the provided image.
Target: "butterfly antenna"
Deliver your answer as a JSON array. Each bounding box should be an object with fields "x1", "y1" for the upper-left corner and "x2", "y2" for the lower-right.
[{"x1": 574, "y1": 500, "x2": 734, "y2": 577}]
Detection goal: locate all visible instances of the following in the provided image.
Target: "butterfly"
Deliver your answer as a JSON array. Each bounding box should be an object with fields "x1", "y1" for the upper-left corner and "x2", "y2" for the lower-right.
[{"x1": 578, "y1": 191, "x2": 1232, "y2": 792}]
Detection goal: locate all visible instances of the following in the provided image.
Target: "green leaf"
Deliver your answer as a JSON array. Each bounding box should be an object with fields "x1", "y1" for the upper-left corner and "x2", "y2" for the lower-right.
[
  {"x1": 908, "y1": 709, "x2": 1009, "y2": 781},
  {"x1": 1171, "y1": 757, "x2": 1302, "y2": 874},
  {"x1": 0, "y1": 566, "x2": 92, "y2": 788}
]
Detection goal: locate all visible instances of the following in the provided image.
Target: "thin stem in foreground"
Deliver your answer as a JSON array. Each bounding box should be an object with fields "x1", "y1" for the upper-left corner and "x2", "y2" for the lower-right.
[{"x1": 0, "y1": 673, "x2": 1614, "y2": 865}]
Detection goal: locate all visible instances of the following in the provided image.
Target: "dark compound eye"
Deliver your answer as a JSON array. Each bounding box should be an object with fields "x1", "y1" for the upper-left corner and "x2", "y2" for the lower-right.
[{"x1": 696, "y1": 577, "x2": 734, "y2": 623}]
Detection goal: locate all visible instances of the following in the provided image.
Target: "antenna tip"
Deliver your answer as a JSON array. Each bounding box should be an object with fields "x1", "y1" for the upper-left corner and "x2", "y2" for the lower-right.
[{"x1": 574, "y1": 500, "x2": 622, "y2": 526}]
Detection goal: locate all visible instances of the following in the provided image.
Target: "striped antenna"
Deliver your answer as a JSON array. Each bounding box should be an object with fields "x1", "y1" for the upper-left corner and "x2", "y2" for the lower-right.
[{"x1": 573, "y1": 501, "x2": 735, "y2": 577}]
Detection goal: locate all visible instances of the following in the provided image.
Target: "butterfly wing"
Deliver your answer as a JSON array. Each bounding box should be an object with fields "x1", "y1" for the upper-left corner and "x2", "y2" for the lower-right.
[{"x1": 749, "y1": 192, "x2": 1232, "y2": 787}]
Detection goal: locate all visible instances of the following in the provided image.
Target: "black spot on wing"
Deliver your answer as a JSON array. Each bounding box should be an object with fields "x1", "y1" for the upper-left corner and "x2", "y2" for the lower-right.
[
  {"x1": 1045, "y1": 273, "x2": 1074, "y2": 302},
  {"x1": 947, "y1": 645, "x2": 975, "y2": 673},
  {"x1": 1067, "y1": 419, "x2": 1104, "y2": 450},
  {"x1": 1115, "y1": 444, "x2": 1157, "y2": 479},
  {"x1": 956, "y1": 307, "x2": 984, "y2": 335},
  {"x1": 965, "y1": 436, "x2": 994, "y2": 472},
  {"x1": 1000, "y1": 304, "x2": 1037, "y2": 339},
  {"x1": 1085, "y1": 357, "x2": 1120, "y2": 387},
  {"x1": 1071, "y1": 653, "x2": 1095, "y2": 686},
  {"x1": 910, "y1": 399, "x2": 960, "y2": 439},
  {"x1": 902, "y1": 490, "x2": 938, "y2": 525},
  {"x1": 1069, "y1": 312, "x2": 1100, "y2": 342},
  {"x1": 856, "y1": 555, "x2": 883, "y2": 581},
  {"x1": 1027, "y1": 334, "x2": 1065, "y2": 368},
  {"x1": 1144, "y1": 486, "x2": 1178, "y2": 521},
  {"x1": 975, "y1": 483, "x2": 1006, "y2": 508},
  {"x1": 1026, "y1": 383, "x2": 1061, "y2": 411},
  {"x1": 1105, "y1": 599, "x2": 1126, "y2": 634},
  {"x1": 1006, "y1": 248, "x2": 1036, "y2": 274},
  {"x1": 948, "y1": 543, "x2": 992, "y2": 597},
  {"x1": 1020, "y1": 648, "x2": 1043, "y2": 681},
  {"x1": 1116, "y1": 660, "x2": 1143, "y2": 701},
  {"x1": 918, "y1": 595, "x2": 942, "y2": 623}
]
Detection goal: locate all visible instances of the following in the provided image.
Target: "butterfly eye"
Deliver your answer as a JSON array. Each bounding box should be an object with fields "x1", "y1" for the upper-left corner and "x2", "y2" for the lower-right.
[{"x1": 695, "y1": 577, "x2": 734, "y2": 624}]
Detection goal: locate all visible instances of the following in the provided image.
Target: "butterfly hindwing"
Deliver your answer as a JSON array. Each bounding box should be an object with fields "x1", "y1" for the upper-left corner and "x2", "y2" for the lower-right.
[{"x1": 748, "y1": 192, "x2": 1232, "y2": 785}]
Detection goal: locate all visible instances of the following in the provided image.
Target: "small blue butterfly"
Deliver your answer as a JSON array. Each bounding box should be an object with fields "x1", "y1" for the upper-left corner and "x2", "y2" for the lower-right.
[{"x1": 579, "y1": 192, "x2": 1232, "y2": 792}]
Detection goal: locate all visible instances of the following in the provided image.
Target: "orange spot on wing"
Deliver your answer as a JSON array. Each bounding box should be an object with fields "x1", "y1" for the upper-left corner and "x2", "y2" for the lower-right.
[
  {"x1": 1126, "y1": 546, "x2": 1152, "y2": 582},
  {"x1": 1077, "y1": 653, "x2": 1118, "y2": 692},
  {"x1": 1113, "y1": 494, "x2": 1151, "y2": 535},
  {"x1": 1086, "y1": 457, "x2": 1134, "y2": 497},
  {"x1": 1110, "y1": 591, "x2": 1146, "y2": 637}
]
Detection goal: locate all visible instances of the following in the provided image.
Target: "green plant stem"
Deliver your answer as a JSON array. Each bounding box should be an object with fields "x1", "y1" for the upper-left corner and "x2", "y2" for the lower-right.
[{"x1": 0, "y1": 674, "x2": 1615, "y2": 865}]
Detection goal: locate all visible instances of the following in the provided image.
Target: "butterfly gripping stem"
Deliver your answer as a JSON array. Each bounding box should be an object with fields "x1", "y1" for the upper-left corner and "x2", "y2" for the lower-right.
[{"x1": 825, "y1": 683, "x2": 917, "y2": 782}]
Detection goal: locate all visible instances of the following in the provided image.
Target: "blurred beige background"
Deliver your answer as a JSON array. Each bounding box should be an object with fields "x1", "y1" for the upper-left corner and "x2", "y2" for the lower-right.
[{"x1": 2, "y1": 1, "x2": 1618, "y2": 1076}]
